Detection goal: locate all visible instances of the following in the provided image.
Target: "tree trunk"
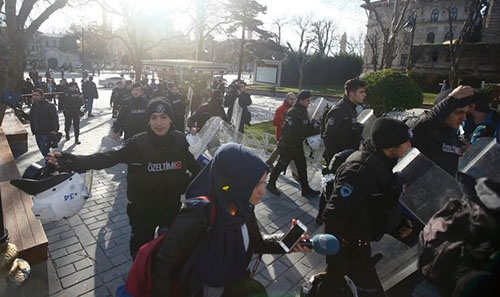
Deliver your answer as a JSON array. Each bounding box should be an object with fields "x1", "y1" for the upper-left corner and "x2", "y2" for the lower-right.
[
  {"x1": 132, "y1": 59, "x2": 143, "y2": 82},
  {"x1": 383, "y1": 36, "x2": 396, "y2": 69},
  {"x1": 237, "y1": 26, "x2": 245, "y2": 81},
  {"x1": 298, "y1": 66, "x2": 304, "y2": 90}
]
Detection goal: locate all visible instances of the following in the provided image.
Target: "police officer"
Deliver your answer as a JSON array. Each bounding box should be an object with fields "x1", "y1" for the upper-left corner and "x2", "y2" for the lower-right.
[
  {"x1": 409, "y1": 85, "x2": 475, "y2": 176},
  {"x1": 322, "y1": 78, "x2": 367, "y2": 164},
  {"x1": 62, "y1": 82, "x2": 83, "y2": 144},
  {"x1": 113, "y1": 82, "x2": 149, "y2": 141},
  {"x1": 47, "y1": 98, "x2": 201, "y2": 258},
  {"x1": 267, "y1": 90, "x2": 320, "y2": 198},
  {"x1": 321, "y1": 118, "x2": 413, "y2": 297}
]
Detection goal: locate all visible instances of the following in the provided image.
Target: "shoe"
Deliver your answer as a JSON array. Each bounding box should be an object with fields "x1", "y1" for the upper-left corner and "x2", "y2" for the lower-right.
[
  {"x1": 266, "y1": 184, "x2": 281, "y2": 196},
  {"x1": 75, "y1": 139, "x2": 81, "y2": 145},
  {"x1": 65, "y1": 131, "x2": 70, "y2": 140},
  {"x1": 292, "y1": 172, "x2": 300, "y2": 182},
  {"x1": 302, "y1": 187, "x2": 320, "y2": 198},
  {"x1": 88, "y1": 114, "x2": 95, "y2": 117},
  {"x1": 315, "y1": 216, "x2": 324, "y2": 225}
]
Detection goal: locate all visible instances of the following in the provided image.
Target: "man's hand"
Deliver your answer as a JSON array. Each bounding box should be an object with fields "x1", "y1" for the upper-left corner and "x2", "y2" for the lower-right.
[
  {"x1": 46, "y1": 152, "x2": 63, "y2": 169},
  {"x1": 449, "y1": 85, "x2": 474, "y2": 99},
  {"x1": 190, "y1": 127, "x2": 198, "y2": 135}
]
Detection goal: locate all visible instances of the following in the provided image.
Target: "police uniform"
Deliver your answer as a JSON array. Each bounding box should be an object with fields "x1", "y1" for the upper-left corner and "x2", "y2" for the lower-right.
[
  {"x1": 62, "y1": 86, "x2": 83, "y2": 142},
  {"x1": 322, "y1": 118, "x2": 412, "y2": 297},
  {"x1": 409, "y1": 95, "x2": 473, "y2": 176},
  {"x1": 59, "y1": 99, "x2": 201, "y2": 258},
  {"x1": 267, "y1": 91, "x2": 318, "y2": 196},
  {"x1": 113, "y1": 96, "x2": 149, "y2": 140},
  {"x1": 322, "y1": 97, "x2": 363, "y2": 164}
]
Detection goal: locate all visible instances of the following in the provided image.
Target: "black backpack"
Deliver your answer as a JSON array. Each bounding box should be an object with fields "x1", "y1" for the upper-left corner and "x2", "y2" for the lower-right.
[{"x1": 418, "y1": 174, "x2": 500, "y2": 297}]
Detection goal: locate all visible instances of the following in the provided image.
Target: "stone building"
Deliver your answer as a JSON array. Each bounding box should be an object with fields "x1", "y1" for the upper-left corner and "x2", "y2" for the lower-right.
[
  {"x1": 26, "y1": 32, "x2": 80, "y2": 70},
  {"x1": 363, "y1": 0, "x2": 500, "y2": 89}
]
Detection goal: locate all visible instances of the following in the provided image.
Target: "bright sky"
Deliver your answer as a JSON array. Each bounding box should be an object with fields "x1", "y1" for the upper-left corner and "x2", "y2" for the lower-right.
[{"x1": 39, "y1": 0, "x2": 368, "y2": 45}]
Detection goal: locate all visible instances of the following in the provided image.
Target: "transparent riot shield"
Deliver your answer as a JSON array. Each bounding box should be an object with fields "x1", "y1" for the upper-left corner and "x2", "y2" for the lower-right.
[
  {"x1": 303, "y1": 135, "x2": 325, "y2": 183},
  {"x1": 231, "y1": 98, "x2": 243, "y2": 135},
  {"x1": 458, "y1": 137, "x2": 500, "y2": 182},
  {"x1": 189, "y1": 116, "x2": 272, "y2": 162},
  {"x1": 357, "y1": 108, "x2": 376, "y2": 140},
  {"x1": 308, "y1": 97, "x2": 331, "y2": 121},
  {"x1": 372, "y1": 147, "x2": 462, "y2": 292}
]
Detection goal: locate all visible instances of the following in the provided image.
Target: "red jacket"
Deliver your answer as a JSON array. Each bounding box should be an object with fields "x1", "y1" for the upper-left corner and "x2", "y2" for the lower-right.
[{"x1": 273, "y1": 101, "x2": 292, "y2": 141}]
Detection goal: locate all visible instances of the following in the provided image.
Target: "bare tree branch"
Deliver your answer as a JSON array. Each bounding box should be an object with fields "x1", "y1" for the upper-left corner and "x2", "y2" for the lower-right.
[{"x1": 26, "y1": 0, "x2": 69, "y2": 36}]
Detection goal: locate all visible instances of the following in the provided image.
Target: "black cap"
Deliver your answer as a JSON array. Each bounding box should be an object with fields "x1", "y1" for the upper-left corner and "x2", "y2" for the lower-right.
[
  {"x1": 371, "y1": 118, "x2": 412, "y2": 149},
  {"x1": 146, "y1": 98, "x2": 174, "y2": 119},
  {"x1": 297, "y1": 90, "x2": 312, "y2": 100}
]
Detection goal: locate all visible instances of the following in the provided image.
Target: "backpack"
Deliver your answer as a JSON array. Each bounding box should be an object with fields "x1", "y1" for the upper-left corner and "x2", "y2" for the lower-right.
[
  {"x1": 122, "y1": 196, "x2": 216, "y2": 297},
  {"x1": 418, "y1": 174, "x2": 500, "y2": 297}
]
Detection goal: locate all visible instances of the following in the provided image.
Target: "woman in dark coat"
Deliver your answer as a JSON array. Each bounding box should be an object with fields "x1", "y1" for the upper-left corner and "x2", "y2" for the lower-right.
[{"x1": 152, "y1": 143, "x2": 310, "y2": 297}]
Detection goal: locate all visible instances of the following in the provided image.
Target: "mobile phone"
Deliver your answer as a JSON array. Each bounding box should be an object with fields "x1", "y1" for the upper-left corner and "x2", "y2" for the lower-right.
[{"x1": 278, "y1": 220, "x2": 308, "y2": 253}]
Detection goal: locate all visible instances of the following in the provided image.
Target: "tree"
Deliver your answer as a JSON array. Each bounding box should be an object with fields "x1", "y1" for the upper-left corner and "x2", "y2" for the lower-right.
[
  {"x1": 361, "y1": 0, "x2": 414, "y2": 69},
  {"x1": 286, "y1": 14, "x2": 314, "y2": 90},
  {"x1": 271, "y1": 17, "x2": 288, "y2": 45},
  {"x1": 0, "y1": 0, "x2": 70, "y2": 125},
  {"x1": 97, "y1": 1, "x2": 183, "y2": 80},
  {"x1": 366, "y1": 31, "x2": 381, "y2": 71},
  {"x1": 224, "y1": 0, "x2": 267, "y2": 80},
  {"x1": 310, "y1": 19, "x2": 338, "y2": 56}
]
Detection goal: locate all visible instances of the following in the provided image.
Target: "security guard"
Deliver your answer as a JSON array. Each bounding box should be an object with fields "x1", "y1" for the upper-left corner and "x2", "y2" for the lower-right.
[
  {"x1": 113, "y1": 82, "x2": 149, "y2": 141},
  {"x1": 409, "y1": 85, "x2": 475, "y2": 176},
  {"x1": 267, "y1": 90, "x2": 320, "y2": 198},
  {"x1": 62, "y1": 82, "x2": 83, "y2": 144},
  {"x1": 47, "y1": 98, "x2": 201, "y2": 258},
  {"x1": 322, "y1": 78, "x2": 367, "y2": 164},
  {"x1": 322, "y1": 118, "x2": 413, "y2": 297}
]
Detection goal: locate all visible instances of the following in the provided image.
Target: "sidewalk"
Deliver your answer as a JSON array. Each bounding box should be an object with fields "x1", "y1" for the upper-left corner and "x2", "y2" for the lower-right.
[{"x1": 13, "y1": 91, "x2": 326, "y2": 297}]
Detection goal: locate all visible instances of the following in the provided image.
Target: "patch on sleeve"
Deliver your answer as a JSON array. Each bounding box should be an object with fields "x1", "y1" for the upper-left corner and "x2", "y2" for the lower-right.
[
  {"x1": 327, "y1": 118, "x2": 335, "y2": 126},
  {"x1": 339, "y1": 183, "x2": 353, "y2": 198},
  {"x1": 287, "y1": 119, "x2": 293, "y2": 125}
]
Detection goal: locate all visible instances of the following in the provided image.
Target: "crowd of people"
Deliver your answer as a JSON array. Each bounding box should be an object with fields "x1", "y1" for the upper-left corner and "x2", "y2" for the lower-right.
[{"x1": 12, "y1": 68, "x2": 500, "y2": 297}]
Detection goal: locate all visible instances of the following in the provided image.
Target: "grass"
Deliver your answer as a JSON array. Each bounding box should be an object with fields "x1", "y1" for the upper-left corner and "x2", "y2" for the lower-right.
[{"x1": 246, "y1": 121, "x2": 275, "y2": 135}]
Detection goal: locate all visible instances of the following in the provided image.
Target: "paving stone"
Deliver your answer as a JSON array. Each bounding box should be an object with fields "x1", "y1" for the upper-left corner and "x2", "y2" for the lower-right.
[
  {"x1": 74, "y1": 258, "x2": 94, "y2": 271},
  {"x1": 60, "y1": 266, "x2": 98, "y2": 288},
  {"x1": 65, "y1": 242, "x2": 83, "y2": 254},
  {"x1": 54, "y1": 252, "x2": 88, "y2": 268},
  {"x1": 57, "y1": 264, "x2": 77, "y2": 278},
  {"x1": 49, "y1": 236, "x2": 80, "y2": 252}
]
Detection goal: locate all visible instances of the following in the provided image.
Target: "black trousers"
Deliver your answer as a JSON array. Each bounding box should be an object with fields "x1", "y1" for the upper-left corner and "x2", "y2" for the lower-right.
[
  {"x1": 127, "y1": 203, "x2": 176, "y2": 259},
  {"x1": 64, "y1": 108, "x2": 80, "y2": 139},
  {"x1": 268, "y1": 144, "x2": 308, "y2": 189}
]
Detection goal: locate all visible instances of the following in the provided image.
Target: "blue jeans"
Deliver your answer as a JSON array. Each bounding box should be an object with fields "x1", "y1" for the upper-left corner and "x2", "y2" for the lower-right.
[
  {"x1": 35, "y1": 134, "x2": 51, "y2": 157},
  {"x1": 85, "y1": 98, "x2": 94, "y2": 116}
]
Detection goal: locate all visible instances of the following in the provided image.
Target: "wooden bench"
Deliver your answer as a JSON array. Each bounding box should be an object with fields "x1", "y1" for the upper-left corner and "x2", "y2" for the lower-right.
[
  {"x1": 2, "y1": 113, "x2": 28, "y2": 158},
  {"x1": 0, "y1": 127, "x2": 48, "y2": 295}
]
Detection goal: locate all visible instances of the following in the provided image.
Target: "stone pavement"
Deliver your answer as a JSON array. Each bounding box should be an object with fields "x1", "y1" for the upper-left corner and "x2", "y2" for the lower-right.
[{"x1": 12, "y1": 90, "x2": 326, "y2": 297}]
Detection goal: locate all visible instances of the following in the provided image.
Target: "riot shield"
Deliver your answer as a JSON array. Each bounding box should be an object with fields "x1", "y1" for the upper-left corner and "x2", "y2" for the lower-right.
[
  {"x1": 303, "y1": 135, "x2": 325, "y2": 183},
  {"x1": 372, "y1": 147, "x2": 463, "y2": 292},
  {"x1": 231, "y1": 97, "x2": 243, "y2": 134},
  {"x1": 308, "y1": 97, "x2": 330, "y2": 121},
  {"x1": 458, "y1": 137, "x2": 500, "y2": 182},
  {"x1": 184, "y1": 87, "x2": 194, "y2": 131},
  {"x1": 357, "y1": 108, "x2": 376, "y2": 140}
]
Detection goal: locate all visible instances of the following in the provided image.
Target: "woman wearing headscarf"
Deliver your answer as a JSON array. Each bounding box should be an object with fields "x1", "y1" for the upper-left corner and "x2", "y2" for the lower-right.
[{"x1": 152, "y1": 143, "x2": 310, "y2": 297}]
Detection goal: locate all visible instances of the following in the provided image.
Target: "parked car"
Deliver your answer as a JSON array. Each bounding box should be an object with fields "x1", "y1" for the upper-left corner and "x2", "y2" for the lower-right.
[{"x1": 98, "y1": 76, "x2": 125, "y2": 88}]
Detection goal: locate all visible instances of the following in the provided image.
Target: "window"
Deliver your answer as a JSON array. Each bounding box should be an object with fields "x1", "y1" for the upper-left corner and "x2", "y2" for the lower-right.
[
  {"x1": 431, "y1": 8, "x2": 439, "y2": 22},
  {"x1": 444, "y1": 31, "x2": 454, "y2": 42},
  {"x1": 449, "y1": 7, "x2": 458, "y2": 21},
  {"x1": 426, "y1": 32, "x2": 436, "y2": 43},
  {"x1": 400, "y1": 54, "x2": 408, "y2": 66},
  {"x1": 53, "y1": 40, "x2": 57, "y2": 47},
  {"x1": 429, "y1": 49, "x2": 439, "y2": 62}
]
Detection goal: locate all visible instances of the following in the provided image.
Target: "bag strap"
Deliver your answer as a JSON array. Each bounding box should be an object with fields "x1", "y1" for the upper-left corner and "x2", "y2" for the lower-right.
[{"x1": 178, "y1": 196, "x2": 216, "y2": 282}]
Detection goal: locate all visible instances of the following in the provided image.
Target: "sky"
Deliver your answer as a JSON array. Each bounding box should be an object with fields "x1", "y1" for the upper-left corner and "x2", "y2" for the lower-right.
[{"x1": 38, "y1": 0, "x2": 368, "y2": 46}]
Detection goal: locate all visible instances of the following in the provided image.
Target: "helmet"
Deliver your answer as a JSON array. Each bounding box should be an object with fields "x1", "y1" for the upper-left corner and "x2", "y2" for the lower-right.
[
  {"x1": 306, "y1": 134, "x2": 323, "y2": 151},
  {"x1": 11, "y1": 170, "x2": 92, "y2": 221},
  {"x1": 31, "y1": 172, "x2": 91, "y2": 221}
]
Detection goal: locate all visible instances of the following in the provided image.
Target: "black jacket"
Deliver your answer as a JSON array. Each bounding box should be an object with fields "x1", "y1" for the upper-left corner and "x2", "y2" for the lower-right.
[
  {"x1": 280, "y1": 103, "x2": 317, "y2": 148},
  {"x1": 321, "y1": 97, "x2": 363, "y2": 163},
  {"x1": 62, "y1": 89, "x2": 83, "y2": 110},
  {"x1": 152, "y1": 203, "x2": 283, "y2": 297},
  {"x1": 323, "y1": 142, "x2": 401, "y2": 243},
  {"x1": 61, "y1": 128, "x2": 200, "y2": 222},
  {"x1": 225, "y1": 90, "x2": 252, "y2": 124},
  {"x1": 82, "y1": 81, "x2": 98, "y2": 99},
  {"x1": 113, "y1": 96, "x2": 149, "y2": 140},
  {"x1": 187, "y1": 99, "x2": 228, "y2": 130},
  {"x1": 19, "y1": 100, "x2": 59, "y2": 135},
  {"x1": 409, "y1": 95, "x2": 473, "y2": 176}
]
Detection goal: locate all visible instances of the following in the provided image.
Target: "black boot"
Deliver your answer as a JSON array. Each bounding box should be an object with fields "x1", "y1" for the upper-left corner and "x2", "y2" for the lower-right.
[
  {"x1": 65, "y1": 131, "x2": 70, "y2": 140},
  {"x1": 301, "y1": 186, "x2": 320, "y2": 198},
  {"x1": 266, "y1": 184, "x2": 281, "y2": 196}
]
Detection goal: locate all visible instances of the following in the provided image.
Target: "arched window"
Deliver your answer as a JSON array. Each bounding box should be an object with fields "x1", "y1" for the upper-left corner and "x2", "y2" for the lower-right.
[
  {"x1": 449, "y1": 7, "x2": 458, "y2": 21},
  {"x1": 444, "y1": 31, "x2": 454, "y2": 42},
  {"x1": 431, "y1": 8, "x2": 439, "y2": 22},
  {"x1": 426, "y1": 32, "x2": 436, "y2": 43}
]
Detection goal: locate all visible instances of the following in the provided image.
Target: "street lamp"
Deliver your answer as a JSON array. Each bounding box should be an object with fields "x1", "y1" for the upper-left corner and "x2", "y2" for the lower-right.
[{"x1": 404, "y1": 12, "x2": 417, "y2": 71}]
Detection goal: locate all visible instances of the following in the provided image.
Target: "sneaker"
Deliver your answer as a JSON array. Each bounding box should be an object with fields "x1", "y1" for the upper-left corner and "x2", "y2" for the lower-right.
[
  {"x1": 65, "y1": 131, "x2": 70, "y2": 140},
  {"x1": 302, "y1": 187, "x2": 320, "y2": 198},
  {"x1": 266, "y1": 184, "x2": 281, "y2": 196}
]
